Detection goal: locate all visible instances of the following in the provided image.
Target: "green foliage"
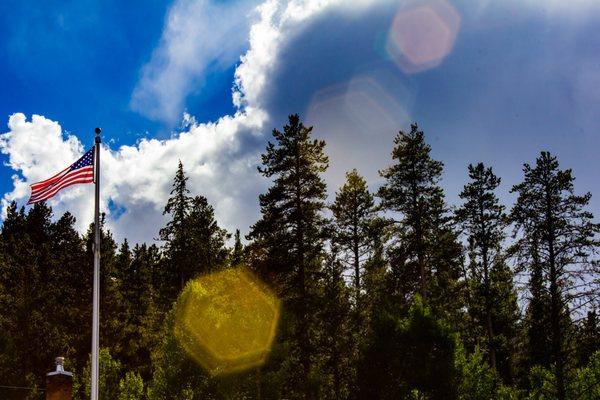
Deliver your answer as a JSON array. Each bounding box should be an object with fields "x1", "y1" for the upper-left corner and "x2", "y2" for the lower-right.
[
  {"x1": 330, "y1": 169, "x2": 376, "y2": 300},
  {"x1": 118, "y1": 371, "x2": 145, "y2": 400},
  {"x1": 576, "y1": 310, "x2": 600, "y2": 366},
  {"x1": 146, "y1": 306, "x2": 208, "y2": 400},
  {"x1": 114, "y1": 242, "x2": 162, "y2": 378},
  {"x1": 358, "y1": 297, "x2": 459, "y2": 400},
  {"x1": 526, "y1": 366, "x2": 557, "y2": 400},
  {"x1": 74, "y1": 348, "x2": 122, "y2": 400},
  {"x1": 455, "y1": 346, "x2": 498, "y2": 400},
  {"x1": 158, "y1": 162, "x2": 230, "y2": 308},
  {"x1": 571, "y1": 350, "x2": 600, "y2": 400},
  {"x1": 378, "y1": 124, "x2": 463, "y2": 322},
  {"x1": 455, "y1": 163, "x2": 519, "y2": 382},
  {"x1": 230, "y1": 229, "x2": 244, "y2": 267},
  {"x1": 148, "y1": 295, "x2": 256, "y2": 400},
  {"x1": 248, "y1": 113, "x2": 329, "y2": 398},
  {"x1": 317, "y1": 248, "x2": 353, "y2": 400},
  {"x1": 0, "y1": 202, "x2": 91, "y2": 389},
  {"x1": 24, "y1": 373, "x2": 41, "y2": 400},
  {"x1": 511, "y1": 151, "x2": 600, "y2": 398},
  {"x1": 524, "y1": 350, "x2": 600, "y2": 400},
  {"x1": 495, "y1": 385, "x2": 521, "y2": 400}
]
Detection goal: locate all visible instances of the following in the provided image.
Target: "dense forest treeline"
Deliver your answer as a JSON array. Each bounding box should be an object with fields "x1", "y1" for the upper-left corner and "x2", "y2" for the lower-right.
[{"x1": 0, "y1": 115, "x2": 599, "y2": 399}]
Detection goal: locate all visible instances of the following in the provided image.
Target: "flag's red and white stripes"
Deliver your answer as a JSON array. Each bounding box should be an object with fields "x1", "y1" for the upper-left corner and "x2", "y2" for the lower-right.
[{"x1": 27, "y1": 147, "x2": 95, "y2": 204}]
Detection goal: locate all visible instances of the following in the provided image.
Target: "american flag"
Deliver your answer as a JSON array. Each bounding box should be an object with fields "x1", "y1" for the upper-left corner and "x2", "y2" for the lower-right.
[{"x1": 28, "y1": 147, "x2": 96, "y2": 204}]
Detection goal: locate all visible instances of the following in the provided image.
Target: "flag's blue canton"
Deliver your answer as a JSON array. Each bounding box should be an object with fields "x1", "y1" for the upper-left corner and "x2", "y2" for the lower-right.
[{"x1": 71, "y1": 148, "x2": 95, "y2": 171}]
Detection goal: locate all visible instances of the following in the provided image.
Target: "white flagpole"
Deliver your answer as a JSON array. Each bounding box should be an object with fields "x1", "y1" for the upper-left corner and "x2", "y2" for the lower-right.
[{"x1": 91, "y1": 127, "x2": 102, "y2": 400}]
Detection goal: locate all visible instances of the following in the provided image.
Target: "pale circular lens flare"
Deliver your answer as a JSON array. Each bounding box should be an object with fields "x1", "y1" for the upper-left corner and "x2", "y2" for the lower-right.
[
  {"x1": 306, "y1": 72, "x2": 412, "y2": 139},
  {"x1": 174, "y1": 267, "x2": 281, "y2": 376},
  {"x1": 387, "y1": 0, "x2": 461, "y2": 73}
]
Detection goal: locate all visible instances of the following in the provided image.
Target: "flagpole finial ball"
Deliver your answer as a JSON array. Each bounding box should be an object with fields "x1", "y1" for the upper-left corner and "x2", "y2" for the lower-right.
[{"x1": 95, "y1": 127, "x2": 101, "y2": 135}]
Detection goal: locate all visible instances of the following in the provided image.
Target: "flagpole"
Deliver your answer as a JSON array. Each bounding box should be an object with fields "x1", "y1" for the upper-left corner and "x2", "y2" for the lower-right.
[{"x1": 91, "y1": 127, "x2": 101, "y2": 400}]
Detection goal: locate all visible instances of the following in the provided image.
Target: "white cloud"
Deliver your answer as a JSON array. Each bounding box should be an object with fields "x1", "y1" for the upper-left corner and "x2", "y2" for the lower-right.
[
  {"x1": 2, "y1": 0, "x2": 377, "y2": 243},
  {"x1": 3, "y1": 0, "x2": 600, "y2": 245},
  {"x1": 0, "y1": 110, "x2": 267, "y2": 242},
  {"x1": 0, "y1": 114, "x2": 88, "y2": 230},
  {"x1": 233, "y1": 0, "x2": 373, "y2": 109},
  {"x1": 130, "y1": 0, "x2": 260, "y2": 123}
]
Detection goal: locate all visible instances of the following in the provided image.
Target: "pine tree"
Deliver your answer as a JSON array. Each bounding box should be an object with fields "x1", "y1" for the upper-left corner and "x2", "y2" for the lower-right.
[
  {"x1": 159, "y1": 163, "x2": 229, "y2": 306},
  {"x1": 0, "y1": 202, "x2": 91, "y2": 390},
  {"x1": 248, "y1": 114, "x2": 329, "y2": 398},
  {"x1": 378, "y1": 124, "x2": 462, "y2": 318},
  {"x1": 521, "y1": 232, "x2": 553, "y2": 373},
  {"x1": 162, "y1": 161, "x2": 192, "y2": 241},
  {"x1": 455, "y1": 163, "x2": 518, "y2": 380},
  {"x1": 112, "y1": 241, "x2": 161, "y2": 378},
  {"x1": 112, "y1": 239, "x2": 132, "y2": 363},
  {"x1": 318, "y1": 247, "x2": 352, "y2": 400},
  {"x1": 510, "y1": 151, "x2": 600, "y2": 400},
  {"x1": 329, "y1": 169, "x2": 376, "y2": 397},
  {"x1": 0, "y1": 202, "x2": 46, "y2": 387},
  {"x1": 576, "y1": 310, "x2": 600, "y2": 366},
  {"x1": 231, "y1": 229, "x2": 244, "y2": 267},
  {"x1": 330, "y1": 169, "x2": 376, "y2": 315},
  {"x1": 185, "y1": 195, "x2": 230, "y2": 273},
  {"x1": 361, "y1": 217, "x2": 390, "y2": 324},
  {"x1": 48, "y1": 211, "x2": 91, "y2": 371},
  {"x1": 159, "y1": 160, "x2": 193, "y2": 299},
  {"x1": 357, "y1": 296, "x2": 460, "y2": 400},
  {"x1": 132, "y1": 244, "x2": 162, "y2": 379}
]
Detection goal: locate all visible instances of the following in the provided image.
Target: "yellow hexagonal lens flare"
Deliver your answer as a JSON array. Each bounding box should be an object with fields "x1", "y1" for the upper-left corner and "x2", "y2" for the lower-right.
[{"x1": 174, "y1": 267, "x2": 281, "y2": 376}]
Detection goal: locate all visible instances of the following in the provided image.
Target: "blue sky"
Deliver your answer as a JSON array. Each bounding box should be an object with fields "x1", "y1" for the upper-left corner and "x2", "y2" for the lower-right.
[{"x1": 0, "y1": 0, "x2": 599, "y2": 243}]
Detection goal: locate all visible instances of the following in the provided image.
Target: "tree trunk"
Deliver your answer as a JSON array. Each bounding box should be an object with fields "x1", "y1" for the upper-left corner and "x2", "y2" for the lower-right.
[
  {"x1": 480, "y1": 203, "x2": 497, "y2": 372},
  {"x1": 546, "y1": 185, "x2": 565, "y2": 400},
  {"x1": 295, "y1": 146, "x2": 310, "y2": 399}
]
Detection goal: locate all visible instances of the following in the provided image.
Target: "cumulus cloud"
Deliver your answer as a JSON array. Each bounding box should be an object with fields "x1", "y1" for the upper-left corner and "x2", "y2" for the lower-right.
[
  {"x1": 0, "y1": 110, "x2": 268, "y2": 242},
  {"x1": 0, "y1": 114, "x2": 90, "y2": 222},
  {"x1": 2, "y1": 0, "x2": 391, "y2": 243},
  {"x1": 5, "y1": 0, "x2": 598, "y2": 245}
]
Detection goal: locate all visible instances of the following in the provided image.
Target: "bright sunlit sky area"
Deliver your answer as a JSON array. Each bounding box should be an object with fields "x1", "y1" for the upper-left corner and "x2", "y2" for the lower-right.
[{"x1": 0, "y1": 0, "x2": 599, "y2": 244}]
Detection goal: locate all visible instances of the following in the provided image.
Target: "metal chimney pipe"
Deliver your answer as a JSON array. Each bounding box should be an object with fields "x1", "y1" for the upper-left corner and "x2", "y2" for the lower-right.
[{"x1": 55, "y1": 357, "x2": 65, "y2": 373}]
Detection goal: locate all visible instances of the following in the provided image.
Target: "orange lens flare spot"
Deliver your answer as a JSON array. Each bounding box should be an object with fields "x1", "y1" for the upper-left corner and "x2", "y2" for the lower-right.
[
  {"x1": 174, "y1": 267, "x2": 281, "y2": 376},
  {"x1": 387, "y1": 0, "x2": 461, "y2": 73}
]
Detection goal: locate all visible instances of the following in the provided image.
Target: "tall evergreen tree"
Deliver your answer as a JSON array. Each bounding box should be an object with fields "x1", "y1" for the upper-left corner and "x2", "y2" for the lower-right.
[
  {"x1": 248, "y1": 114, "x2": 329, "y2": 398},
  {"x1": 361, "y1": 217, "x2": 390, "y2": 322},
  {"x1": 162, "y1": 161, "x2": 192, "y2": 240},
  {"x1": 113, "y1": 242, "x2": 161, "y2": 378},
  {"x1": 159, "y1": 160, "x2": 193, "y2": 299},
  {"x1": 48, "y1": 211, "x2": 91, "y2": 370},
  {"x1": 185, "y1": 195, "x2": 230, "y2": 273},
  {"x1": 510, "y1": 151, "x2": 600, "y2": 399},
  {"x1": 521, "y1": 232, "x2": 553, "y2": 373},
  {"x1": 330, "y1": 169, "x2": 376, "y2": 322},
  {"x1": 378, "y1": 124, "x2": 462, "y2": 318},
  {"x1": 357, "y1": 297, "x2": 460, "y2": 400},
  {"x1": 455, "y1": 163, "x2": 519, "y2": 379},
  {"x1": 0, "y1": 202, "x2": 91, "y2": 391},
  {"x1": 329, "y1": 169, "x2": 376, "y2": 397},
  {"x1": 159, "y1": 163, "x2": 229, "y2": 308},
  {"x1": 231, "y1": 229, "x2": 245, "y2": 267},
  {"x1": 318, "y1": 247, "x2": 352, "y2": 400},
  {"x1": 577, "y1": 310, "x2": 600, "y2": 366}
]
